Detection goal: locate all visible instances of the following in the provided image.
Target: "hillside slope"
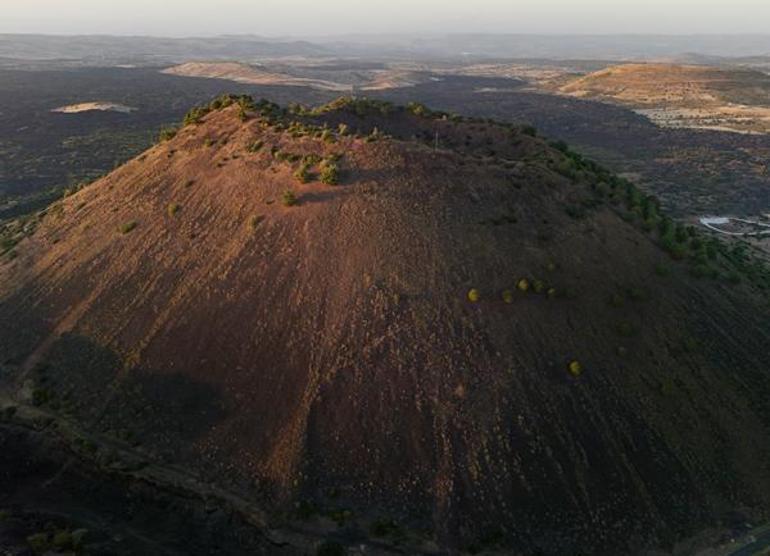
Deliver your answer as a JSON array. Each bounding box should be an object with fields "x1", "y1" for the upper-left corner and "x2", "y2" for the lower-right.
[
  {"x1": 559, "y1": 63, "x2": 770, "y2": 133},
  {"x1": 1, "y1": 97, "x2": 770, "y2": 555}
]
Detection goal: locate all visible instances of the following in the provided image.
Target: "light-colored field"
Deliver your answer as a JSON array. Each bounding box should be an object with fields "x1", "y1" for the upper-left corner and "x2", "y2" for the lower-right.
[
  {"x1": 162, "y1": 61, "x2": 349, "y2": 91},
  {"x1": 557, "y1": 63, "x2": 770, "y2": 133},
  {"x1": 361, "y1": 69, "x2": 434, "y2": 90},
  {"x1": 437, "y1": 62, "x2": 575, "y2": 87},
  {"x1": 161, "y1": 61, "x2": 431, "y2": 92},
  {"x1": 635, "y1": 105, "x2": 770, "y2": 134},
  {"x1": 51, "y1": 102, "x2": 136, "y2": 114}
]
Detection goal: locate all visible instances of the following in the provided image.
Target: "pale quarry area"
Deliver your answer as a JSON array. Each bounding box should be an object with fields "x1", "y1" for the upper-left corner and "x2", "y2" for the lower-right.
[{"x1": 51, "y1": 102, "x2": 136, "y2": 114}]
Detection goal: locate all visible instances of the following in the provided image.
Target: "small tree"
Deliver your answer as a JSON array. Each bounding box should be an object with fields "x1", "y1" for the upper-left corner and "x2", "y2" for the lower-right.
[
  {"x1": 568, "y1": 360, "x2": 583, "y2": 377},
  {"x1": 119, "y1": 221, "x2": 137, "y2": 234},
  {"x1": 282, "y1": 190, "x2": 298, "y2": 207},
  {"x1": 294, "y1": 163, "x2": 311, "y2": 184},
  {"x1": 159, "y1": 126, "x2": 178, "y2": 142},
  {"x1": 320, "y1": 162, "x2": 340, "y2": 185},
  {"x1": 675, "y1": 224, "x2": 689, "y2": 243}
]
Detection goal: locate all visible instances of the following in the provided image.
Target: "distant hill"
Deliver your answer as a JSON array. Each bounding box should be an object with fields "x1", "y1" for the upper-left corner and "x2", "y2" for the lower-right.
[
  {"x1": 162, "y1": 61, "x2": 432, "y2": 91},
  {"x1": 4, "y1": 34, "x2": 770, "y2": 66},
  {"x1": 559, "y1": 63, "x2": 770, "y2": 133},
  {"x1": 1, "y1": 96, "x2": 770, "y2": 554},
  {"x1": 0, "y1": 34, "x2": 330, "y2": 64}
]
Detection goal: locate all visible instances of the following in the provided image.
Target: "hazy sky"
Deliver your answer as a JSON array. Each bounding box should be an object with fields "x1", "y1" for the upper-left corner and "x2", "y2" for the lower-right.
[{"x1": 2, "y1": 0, "x2": 770, "y2": 36}]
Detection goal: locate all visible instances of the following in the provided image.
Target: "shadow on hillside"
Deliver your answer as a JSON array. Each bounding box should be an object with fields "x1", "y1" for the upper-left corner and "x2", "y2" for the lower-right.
[
  {"x1": 0, "y1": 407, "x2": 273, "y2": 555},
  {"x1": 298, "y1": 188, "x2": 348, "y2": 205},
  {"x1": 0, "y1": 288, "x2": 228, "y2": 458},
  {"x1": 38, "y1": 333, "x2": 227, "y2": 453}
]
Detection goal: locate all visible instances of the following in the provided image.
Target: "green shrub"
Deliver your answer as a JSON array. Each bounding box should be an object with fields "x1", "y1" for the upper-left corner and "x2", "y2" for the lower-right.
[
  {"x1": 365, "y1": 128, "x2": 382, "y2": 142},
  {"x1": 248, "y1": 140, "x2": 264, "y2": 153},
  {"x1": 626, "y1": 187, "x2": 642, "y2": 210},
  {"x1": 159, "y1": 126, "x2": 178, "y2": 142},
  {"x1": 320, "y1": 162, "x2": 340, "y2": 185},
  {"x1": 118, "y1": 221, "x2": 137, "y2": 234},
  {"x1": 183, "y1": 106, "x2": 210, "y2": 126},
  {"x1": 658, "y1": 217, "x2": 673, "y2": 237},
  {"x1": 706, "y1": 241, "x2": 719, "y2": 260},
  {"x1": 52, "y1": 530, "x2": 73, "y2": 550},
  {"x1": 282, "y1": 190, "x2": 298, "y2": 207},
  {"x1": 407, "y1": 102, "x2": 430, "y2": 117},
  {"x1": 550, "y1": 139, "x2": 569, "y2": 153},
  {"x1": 640, "y1": 196, "x2": 659, "y2": 220},
  {"x1": 276, "y1": 151, "x2": 302, "y2": 163},
  {"x1": 167, "y1": 203, "x2": 180, "y2": 217},
  {"x1": 661, "y1": 235, "x2": 687, "y2": 260},
  {"x1": 674, "y1": 224, "x2": 689, "y2": 243},
  {"x1": 237, "y1": 95, "x2": 256, "y2": 111},
  {"x1": 568, "y1": 360, "x2": 583, "y2": 377},
  {"x1": 1, "y1": 236, "x2": 18, "y2": 254},
  {"x1": 71, "y1": 529, "x2": 88, "y2": 549},
  {"x1": 294, "y1": 164, "x2": 311, "y2": 184},
  {"x1": 26, "y1": 532, "x2": 50, "y2": 552}
]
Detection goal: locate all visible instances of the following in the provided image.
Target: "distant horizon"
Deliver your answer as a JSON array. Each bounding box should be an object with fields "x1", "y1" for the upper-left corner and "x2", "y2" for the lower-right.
[{"x1": 4, "y1": 31, "x2": 770, "y2": 62}]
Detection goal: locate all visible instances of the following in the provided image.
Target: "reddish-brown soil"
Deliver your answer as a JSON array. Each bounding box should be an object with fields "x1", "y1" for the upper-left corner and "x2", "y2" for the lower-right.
[{"x1": 1, "y1": 99, "x2": 769, "y2": 555}]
